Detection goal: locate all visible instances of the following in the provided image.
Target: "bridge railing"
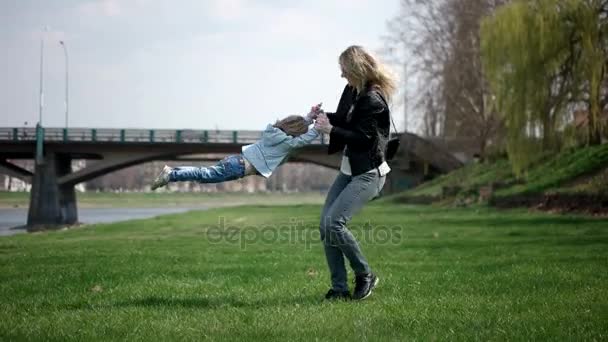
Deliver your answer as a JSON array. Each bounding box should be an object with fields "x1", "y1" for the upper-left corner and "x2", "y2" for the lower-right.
[{"x1": 0, "y1": 127, "x2": 326, "y2": 145}]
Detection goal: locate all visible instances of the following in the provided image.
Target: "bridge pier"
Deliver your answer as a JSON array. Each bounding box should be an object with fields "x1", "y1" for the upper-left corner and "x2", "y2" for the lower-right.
[
  {"x1": 27, "y1": 153, "x2": 78, "y2": 228},
  {"x1": 57, "y1": 154, "x2": 78, "y2": 224}
]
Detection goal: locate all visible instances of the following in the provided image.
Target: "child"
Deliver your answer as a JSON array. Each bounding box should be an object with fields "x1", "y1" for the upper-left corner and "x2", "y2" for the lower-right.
[{"x1": 151, "y1": 105, "x2": 323, "y2": 190}]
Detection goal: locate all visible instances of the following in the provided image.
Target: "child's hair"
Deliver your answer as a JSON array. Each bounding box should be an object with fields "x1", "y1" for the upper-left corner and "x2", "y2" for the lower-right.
[{"x1": 273, "y1": 115, "x2": 309, "y2": 137}]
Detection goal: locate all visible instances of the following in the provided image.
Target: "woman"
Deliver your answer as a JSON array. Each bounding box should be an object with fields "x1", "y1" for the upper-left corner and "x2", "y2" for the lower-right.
[{"x1": 314, "y1": 45, "x2": 397, "y2": 301}]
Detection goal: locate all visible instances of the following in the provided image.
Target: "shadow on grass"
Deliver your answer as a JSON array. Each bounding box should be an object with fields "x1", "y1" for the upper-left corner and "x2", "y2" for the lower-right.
[{"x1": 112, "y1": 294, "x2": 323, "y2": 310}]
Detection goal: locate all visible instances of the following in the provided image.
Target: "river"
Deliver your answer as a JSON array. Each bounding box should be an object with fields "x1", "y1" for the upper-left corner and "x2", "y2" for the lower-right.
[{"x1": 0, "y1": 207, "x2": 204, "y2": 236}]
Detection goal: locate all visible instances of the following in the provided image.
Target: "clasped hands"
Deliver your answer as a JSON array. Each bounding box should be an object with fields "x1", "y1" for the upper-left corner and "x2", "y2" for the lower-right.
[{"x1": 307, "y1": 103, "x2": 333, "y2": 134}]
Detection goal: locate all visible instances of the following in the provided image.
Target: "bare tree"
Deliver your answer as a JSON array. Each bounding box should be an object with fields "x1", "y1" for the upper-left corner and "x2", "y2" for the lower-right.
[
  {"x1": 385, "y1": 0, "x2": 508, "y2": 157},
  {"x1": 422, "y1": 91, "x2": 443, "y2": 137}
]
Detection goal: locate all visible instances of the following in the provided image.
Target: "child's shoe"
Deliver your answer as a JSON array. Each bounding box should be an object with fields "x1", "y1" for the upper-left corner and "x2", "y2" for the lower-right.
[{"x1": 151, "y1": 165, "x2": 172, "y2": 190}]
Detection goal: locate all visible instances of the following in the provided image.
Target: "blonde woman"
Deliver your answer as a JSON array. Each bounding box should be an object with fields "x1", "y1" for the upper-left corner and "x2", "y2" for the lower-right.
[
  {"x1": 314, "y1": 45, "x2": 397, "y2": 301},
  {"x1": 151, "y1": 107, "x2": 321, "y2": 189}
]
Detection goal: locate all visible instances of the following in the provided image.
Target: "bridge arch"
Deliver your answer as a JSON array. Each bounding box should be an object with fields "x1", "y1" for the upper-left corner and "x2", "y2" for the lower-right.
[{"x1": 0, "y1": 126, "x2": 465, "y2": 227}]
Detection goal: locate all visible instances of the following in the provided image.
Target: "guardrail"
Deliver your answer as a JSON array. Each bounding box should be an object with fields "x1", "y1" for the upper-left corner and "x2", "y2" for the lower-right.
[{"x1": 0, "y1": 127, "x2": 327, "y2": 145}]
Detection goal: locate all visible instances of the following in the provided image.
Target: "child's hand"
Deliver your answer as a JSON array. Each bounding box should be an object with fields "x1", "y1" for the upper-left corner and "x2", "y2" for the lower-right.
[
  {"x1": 311, "y1": 102, "x2": 323, "y2": 113},
  {"x1": 307, "y1": 102, "x2": 323, "y2": 120}
]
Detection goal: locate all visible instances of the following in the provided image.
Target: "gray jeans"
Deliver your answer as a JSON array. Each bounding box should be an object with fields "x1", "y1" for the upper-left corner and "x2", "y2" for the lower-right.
[{"x1": 320, "y1": 170, "x2": 386, "y2": 292}]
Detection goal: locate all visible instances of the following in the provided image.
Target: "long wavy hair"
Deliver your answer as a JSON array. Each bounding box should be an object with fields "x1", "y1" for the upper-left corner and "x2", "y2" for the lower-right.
[{"x1": 339, "y1": 45, "x2": 398, "y2": 102}]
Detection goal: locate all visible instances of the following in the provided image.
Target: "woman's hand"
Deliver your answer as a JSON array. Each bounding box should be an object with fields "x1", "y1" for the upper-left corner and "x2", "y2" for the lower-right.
[{"x1": 314, "y1": 113, "x2": 333, "y2": 134}]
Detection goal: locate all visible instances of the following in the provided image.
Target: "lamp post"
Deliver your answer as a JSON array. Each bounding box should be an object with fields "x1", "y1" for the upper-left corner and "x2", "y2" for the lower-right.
[
  {"x1": 38, "y1": 27, "x2": 47, "y2": 126},
  {"x1": 36, "y1": 26, "x2": 49, "y2": 164},
  {"x1": 59, "y1": 40, "x2": 69, "y2": 129},
  {"x1": 402, "y1": 62, "x2": 407, "y2": 133}
]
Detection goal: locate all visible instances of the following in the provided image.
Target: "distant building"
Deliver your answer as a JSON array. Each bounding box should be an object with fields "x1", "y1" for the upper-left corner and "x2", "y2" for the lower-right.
[
  {"x1": 573, "y1": 109, "x2": 608, "y2": 129},
  {"x1": 572, "y1": 109, "x2": 608, "y2": 142},
  {"x1": 0, "y1": 160, "x2": 86, "y2": 192}
]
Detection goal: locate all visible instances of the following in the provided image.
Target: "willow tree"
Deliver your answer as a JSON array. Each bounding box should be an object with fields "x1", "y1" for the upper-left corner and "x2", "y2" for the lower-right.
[
  {"x1": 569, "y1": 0, "x2": 608, "y2": 145},
  {"x1": 481, "y1": 0, "x2": 570, "y2": 174},
  {"x1": 481, "y1": 0, "x2": 608, "y2": 175}
]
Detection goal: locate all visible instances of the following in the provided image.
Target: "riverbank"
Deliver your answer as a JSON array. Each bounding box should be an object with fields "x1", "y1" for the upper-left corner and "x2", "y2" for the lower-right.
[
  {"x1": 0, "y1": 191, "x2": 326, "y2": 209},
  {"x1": 388, "y1": 144, "x2": 608, "y2": 215}
]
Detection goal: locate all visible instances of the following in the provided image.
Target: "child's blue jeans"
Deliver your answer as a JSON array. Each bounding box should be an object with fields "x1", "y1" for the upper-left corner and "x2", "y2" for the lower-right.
[{"x1": 169, "y1": 155, "x2": 246, "y2": 183}]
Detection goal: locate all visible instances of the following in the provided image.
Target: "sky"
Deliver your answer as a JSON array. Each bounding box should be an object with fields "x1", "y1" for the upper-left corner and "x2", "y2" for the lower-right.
[{"x1": 0, "y1": 0, "x2": 407, "y2": 131}]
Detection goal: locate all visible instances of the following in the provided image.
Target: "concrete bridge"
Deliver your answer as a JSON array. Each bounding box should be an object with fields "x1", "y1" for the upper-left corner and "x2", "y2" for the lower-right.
[{"x1": 0, "y1": 126, "x2": 464, "y2": 228}]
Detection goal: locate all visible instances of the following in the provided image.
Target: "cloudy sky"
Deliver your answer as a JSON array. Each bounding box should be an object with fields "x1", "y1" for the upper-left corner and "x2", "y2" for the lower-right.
[{"x1": 1, "y1": 0, "x2": 406, "y2": 131}]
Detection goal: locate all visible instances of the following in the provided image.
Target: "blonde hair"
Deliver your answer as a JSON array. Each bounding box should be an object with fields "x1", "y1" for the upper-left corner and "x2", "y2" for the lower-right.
[
  {"x1": 274, "y1": 115, "x2": 309, "y2": 137},
  {"x1": 339, "y1": 45, "x2": 397, "y2": 102}
]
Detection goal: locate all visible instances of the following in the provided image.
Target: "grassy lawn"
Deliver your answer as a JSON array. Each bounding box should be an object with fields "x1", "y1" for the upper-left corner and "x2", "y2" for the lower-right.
[
  {"x1": 0, "y1": 191, "x2": 325, "y2": 208},
  {"x1": 0, "y1": 203, "x2": 607, "y2": 340},
  {"x1": 393, "y1": 144, "x2": 608, "y2": 201}
]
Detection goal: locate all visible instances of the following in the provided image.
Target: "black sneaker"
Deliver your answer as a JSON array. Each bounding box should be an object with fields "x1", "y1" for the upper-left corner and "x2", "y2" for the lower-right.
[
  {"x1": 352, "y1": 273, "x2": 379, "y2": 300},
  {"x1": 324, "y1": 289, "x2": 351, "y2": 301}
]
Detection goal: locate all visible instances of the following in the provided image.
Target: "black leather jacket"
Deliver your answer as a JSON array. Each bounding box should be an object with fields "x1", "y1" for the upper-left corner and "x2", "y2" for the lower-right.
[{"x1": 326, "y1": 84, "x2": 390, "y2": 176}]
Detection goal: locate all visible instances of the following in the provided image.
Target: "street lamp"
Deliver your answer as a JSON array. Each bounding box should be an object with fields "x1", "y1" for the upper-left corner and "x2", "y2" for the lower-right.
[
  {"x1": 59, "y1": 40, "x2": 69, "y2": 129},
  {"x1": 36, "y1": 26, "x2": 49, "y2": 164},
  {"x1": 38, "y1": 27, "x2": 48, "y2": 125}
]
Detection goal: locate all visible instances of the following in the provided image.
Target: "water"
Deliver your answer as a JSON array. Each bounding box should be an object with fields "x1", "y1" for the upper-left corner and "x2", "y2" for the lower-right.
[{"x1": 0, "y1": 207, "x2": 205, "y2": 236}]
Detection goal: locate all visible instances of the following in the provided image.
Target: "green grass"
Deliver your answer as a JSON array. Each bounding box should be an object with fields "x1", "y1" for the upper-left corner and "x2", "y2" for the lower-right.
[
  {"x1": 1, "y1": 203, "x2": 607, "y2": 340},
  {"x1": 405, "y1": 159, "x2": 514, "y2": 197},
  {"x1": 562, "y1": 167, "x2": 608, "y2": 194},
  {"x1": 497, "y1": 144, "x2": 608, "y2": 196},
  {"x1": 392, "y1": 144, "x2": 608, "y2": 201},
  {"x1": 0, "y1": 191, "x2": 325, "y2": 208}
]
